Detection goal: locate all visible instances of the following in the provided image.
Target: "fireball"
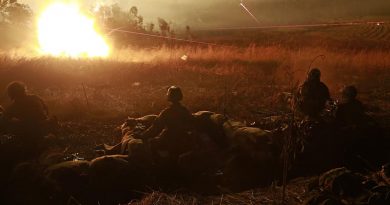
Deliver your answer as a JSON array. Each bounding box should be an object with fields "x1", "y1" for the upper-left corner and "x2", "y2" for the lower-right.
[{"x1": 37, "y1": 2, "x2": 110, "y2": 57}]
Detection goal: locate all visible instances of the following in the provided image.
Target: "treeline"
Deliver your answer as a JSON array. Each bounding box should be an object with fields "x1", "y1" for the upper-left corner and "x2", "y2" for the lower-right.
[
  {"x1": 94, "y1": 4, "x2": 174, "y2": 36},
  {"x1": 0, "y1": 0, "x2": 32, "y2": 49},
  {"x1": 0, "y1": 0, "x2": 31, "y2": 25},
  {"x1": 93, "y1": 3, "x2": 190, "y2": 48},
  {"x1": 0, "y1": 1, "x2": 193, "y2": 50}
]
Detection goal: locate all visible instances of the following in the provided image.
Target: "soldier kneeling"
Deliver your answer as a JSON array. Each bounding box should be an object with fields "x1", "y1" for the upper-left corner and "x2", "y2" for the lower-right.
[
  {"x1": 141, "y1": 86, "x2": 195, "y2": 164},
  {"x1": 1, "y1": 82, "x2": 58, "y2": 159},
  {"x1": 296, "y1": 68, "x2": 331, "y2": 119}
]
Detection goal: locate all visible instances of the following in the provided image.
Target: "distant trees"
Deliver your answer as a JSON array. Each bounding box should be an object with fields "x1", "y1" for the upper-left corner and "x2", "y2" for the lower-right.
[
  {"x1": 93, "y1": 4, "x2": 179, "y2": 38},
  {"x1": 0, "y1": 0, "x2": 32, "y2": 25},
  {"x1": 157, "y1": 17, "x2": 177, "y2": 37},
  {"x1": 157, "y1": 17, "x2": 170, "y2": 36},
  {"x1": 94, "y1": 4, "x2": 145, "y2": 31},
  {"x1": 185, "y1": 25, "x2": 193, "y2": 40},
  {"x1": 0, "y1": 0, "x2": 32, "y2": 49},
  {"x1": 0, "y1": 1, "x2": 191, "y2": 49},
  {"x1": 147, "y1": 23, "x2": 155, "y2": 33}
]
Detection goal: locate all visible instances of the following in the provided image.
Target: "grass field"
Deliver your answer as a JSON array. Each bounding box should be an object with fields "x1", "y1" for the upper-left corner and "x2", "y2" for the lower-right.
[
  {"x1": 1, "y1": 23, "x2": 390, "y2": 204},
  {"x1": 1, "y1": 43, "x2": 389, "y2": 120},
  {"x1": 194, "y1": 22, "x2": 390, "y2": 49}
]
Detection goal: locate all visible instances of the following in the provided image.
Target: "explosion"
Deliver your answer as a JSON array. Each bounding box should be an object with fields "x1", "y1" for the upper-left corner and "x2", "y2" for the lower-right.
[{"x1": 37, "y1": 2, "x2": 110, "y2": 57}]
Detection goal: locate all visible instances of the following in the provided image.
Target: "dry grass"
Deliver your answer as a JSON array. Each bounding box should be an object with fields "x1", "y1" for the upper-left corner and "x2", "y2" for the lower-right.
[
  {"x1": 126, "y1": 177, "x2": 314, "y2": 205},
  {"x1": 0, "y1": 45, "x2": 389, "y2": 121},
  {"x1": 1, "y1": 25, "x2": 390, "y2": 204}
]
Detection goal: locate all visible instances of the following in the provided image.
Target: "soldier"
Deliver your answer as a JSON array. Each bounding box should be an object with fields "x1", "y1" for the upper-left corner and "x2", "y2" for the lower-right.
[
  {"x1": 0, "y1": 82, "x2": 55, "y2": 169},
  {"x1": 297, "y1": 68, "x2": 331, "y2": 119},
  {"x1": 335, "y1": 86, "x2": 387, "y2": 169},
  {"x1": 335, "y1": 86, "x2": 366, "y2": 128},
  {"x1": 1, "y1": 81, "x2": 58, "y2": 160},
  {"x1": 2, "y1": 81, "x2": 50, "y2": 136},
  {"x1": 141, "y1": 86, "x2": 194, "y2": 160}
]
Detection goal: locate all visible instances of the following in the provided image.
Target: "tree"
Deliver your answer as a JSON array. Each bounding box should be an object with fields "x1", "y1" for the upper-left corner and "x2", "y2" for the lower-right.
[
  {"x1": 157, "y1": 17, "x2": 170, "y2": 36},
  {"x1": 94, "y1": 4, "x2": 112, "y2": 25},
  {"x1": 94, "y1": 4, "x2": 145, "y2": 31},
  {"x1": 147, "y1": 23, "x2": 155, "y2": 33},
  {"x1": 0, "y1": 0, "x2": 33, "y2": 49},
  {"x1": 0, "y1": 0, "x2": 32, "y2": 25},
  {"x1": 129, "y1": 6, "x2": 138, "y2": 19},
  {"x1": 127, "y1": 6, "x2": 144, "y2": 30},
  {"x1": 185, "y1": 25, "x2": 193, "y2": 40}
]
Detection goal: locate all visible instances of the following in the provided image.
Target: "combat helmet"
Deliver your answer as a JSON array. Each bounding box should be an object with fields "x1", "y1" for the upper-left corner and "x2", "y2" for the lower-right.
[
  {"x1": 342, "y1": 85, "x2": 358, "y2": 100},
  {"x1": 308, "y1": 68, "x2": 321, "y2": 82},
  {"x1": 7, "y1": 81, "x2": 27, "y2": 100},
  {"x1": 167, "y1": 86, "x2": 183, "y2": 102}
]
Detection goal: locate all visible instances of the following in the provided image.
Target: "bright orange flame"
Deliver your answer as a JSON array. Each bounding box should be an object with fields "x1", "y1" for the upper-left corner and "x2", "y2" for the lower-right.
[{"x1": 38, "y1": 2, "x2": 110, "y2": 57}]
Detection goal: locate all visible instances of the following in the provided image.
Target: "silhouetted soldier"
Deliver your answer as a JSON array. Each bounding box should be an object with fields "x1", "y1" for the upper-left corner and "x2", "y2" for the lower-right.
[
  {"x1": 297, "y1": 68, "x2": 331, "y2": 119},
  {"x1": 336, "y1": 86, "x2": 366, "y2": 128},
  {"x1": 335, "y1": 86, "x2": 387, "y2": 170},
  {"x1": 1, "y1": 82, "x2": 56, "y2": 160},
  {"x1": 142, "y1": 86, "x2": 194, "y2": 160},
  {"x1": 3, "y1": 82, "x2": 50, "y2": 135}
]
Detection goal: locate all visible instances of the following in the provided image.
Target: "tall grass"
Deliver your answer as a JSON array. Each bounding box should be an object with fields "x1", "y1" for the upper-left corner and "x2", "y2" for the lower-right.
[{"x1": 0, "y1": 45, "x2": 389, "y2": 121}]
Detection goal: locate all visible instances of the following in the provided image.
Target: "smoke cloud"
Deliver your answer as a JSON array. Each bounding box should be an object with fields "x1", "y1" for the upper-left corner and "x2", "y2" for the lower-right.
[{"x1": 20, "y1": 0, "x2": 390, "y2": 28}]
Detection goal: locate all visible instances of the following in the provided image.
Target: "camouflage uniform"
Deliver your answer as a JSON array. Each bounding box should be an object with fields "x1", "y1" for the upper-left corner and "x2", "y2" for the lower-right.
[{"x1": 297, "y1": 69, "x2": 331, "y2": 118}]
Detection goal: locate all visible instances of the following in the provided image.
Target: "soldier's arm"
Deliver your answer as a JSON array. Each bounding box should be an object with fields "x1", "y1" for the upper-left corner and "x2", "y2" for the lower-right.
[
  {"x1": 323, "y1": 84, "x2": 331, "y2": 100},
  {"x1": 334, "y1": 105, "x2": 344, "y2": 124},
  {"x1": 184, "y1": 107, "x2": 195, "y2": 127},
  {"x1": 37, "y1": 96, "x2": 49, "y2": 116},
  {"x1": 2, "y1": 105, "x2": 16, "y2": 120},
  {"x1": 357, "y1": 100, "x2": 368, "y2": 113}
]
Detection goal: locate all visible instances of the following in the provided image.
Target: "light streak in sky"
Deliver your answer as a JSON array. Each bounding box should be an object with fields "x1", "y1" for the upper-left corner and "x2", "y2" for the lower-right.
[
  {"x1": 240, "y1": 0, "x2": 260, "y2": 24},
  {"x1": 105, "y1": 28, "x2": 220, "y2": 46},
  {"x1": 106, "y1": 21, "x2": 386, "y2": 47}
]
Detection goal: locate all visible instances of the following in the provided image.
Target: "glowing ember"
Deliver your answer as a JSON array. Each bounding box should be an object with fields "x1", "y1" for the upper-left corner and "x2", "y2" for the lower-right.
[{"x1": 38, "y1": 2, "x2": 110, "y2": 57}]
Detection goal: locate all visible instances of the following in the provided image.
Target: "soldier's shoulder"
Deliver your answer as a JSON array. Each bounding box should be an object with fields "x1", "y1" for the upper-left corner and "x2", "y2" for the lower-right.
[
  {"x1": 320, "y1": 82, "x2": 329, "y2": 88},
  {"x1": 300, "y1": 81, "x2": 311, "y2": 90},
  {"x1": 301, "y1": 81, "x2": 309, "y2": 87},
  {"x1": 178, "y1": 104, "x2": 191, "y2": 113},
  {"x1": 352, "y1": 99, "x2": 364, "y2": 108},
  {"x1": 336, "y1": 102, "x2": 348, "y2": 111},
  {"x1": 158, "y1": 107, "x2": 171, "y2": 116},
  {"x1": 24, "y1": 95, "x2": 46, "y2": 107}
]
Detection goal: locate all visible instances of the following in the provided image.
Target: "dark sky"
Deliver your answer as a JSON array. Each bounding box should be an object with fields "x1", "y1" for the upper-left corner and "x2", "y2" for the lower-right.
[{"x1": 21, "y1": 0, "x2": 390, "y2": 29}]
